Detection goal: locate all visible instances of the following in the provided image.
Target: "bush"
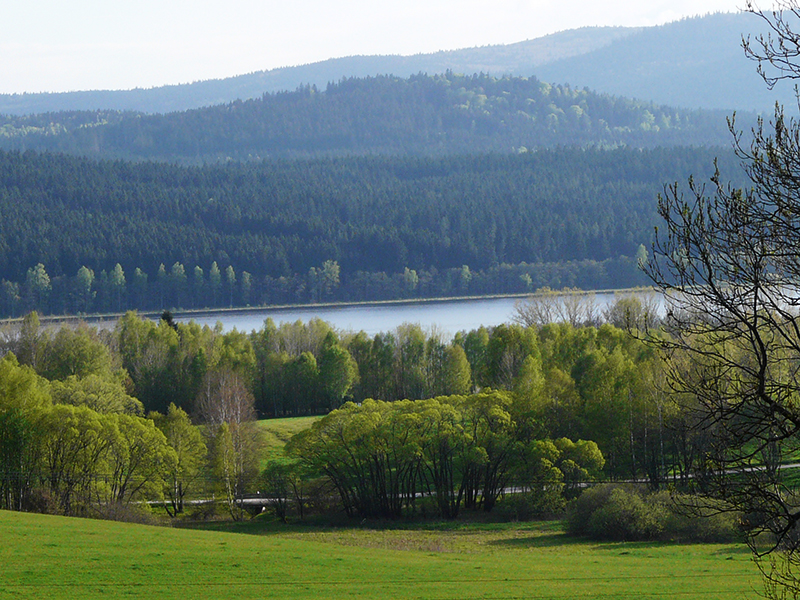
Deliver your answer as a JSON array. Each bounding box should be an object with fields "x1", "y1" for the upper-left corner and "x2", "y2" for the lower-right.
[
  {"x1": 661, "y1": 492, "x2": 742, "y2": 543},
  {"x1": 497, "y1": 488, "x2": 566, "y2": 521},
  {"x1": 586, "y1": 487, "x2": 667, "y2": 540},
  {"x1": 566, "y1": 484, "x2": 742, "y2": 543}
]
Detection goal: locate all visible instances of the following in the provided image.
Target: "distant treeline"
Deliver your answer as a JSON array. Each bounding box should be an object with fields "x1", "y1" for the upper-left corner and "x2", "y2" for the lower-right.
[
  {"x1": 4, "y1": 257, "x2": 647, "y2": 318},
  {"x1": 0, "y1": 72, "x2": 734, "y2": 162},
  {"x1": 0, "y1": 147, "x2": 744, "y2": 317}
]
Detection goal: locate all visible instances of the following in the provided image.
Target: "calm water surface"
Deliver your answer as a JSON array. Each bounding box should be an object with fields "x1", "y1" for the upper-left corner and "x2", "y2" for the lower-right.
[{"x1": 179, "y1": 292, "x2": 640, "y2": 339}]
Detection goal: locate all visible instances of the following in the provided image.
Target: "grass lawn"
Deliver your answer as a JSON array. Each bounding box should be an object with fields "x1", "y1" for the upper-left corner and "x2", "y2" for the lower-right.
[
  {"x1": 1, "y1": 510, "x2": 761, "y2": 600},
  {"x1": 256, "y1": 416, "x2": 319, "y2": 464}
]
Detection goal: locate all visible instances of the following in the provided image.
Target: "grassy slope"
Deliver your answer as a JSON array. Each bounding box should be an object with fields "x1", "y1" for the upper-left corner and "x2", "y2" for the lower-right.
[
  {"x1": 1, "y1": 510, "x2": 760, "y2": 600},
  {"x1": 257, "y1": 416, "x2": 319, "y2": 464}
]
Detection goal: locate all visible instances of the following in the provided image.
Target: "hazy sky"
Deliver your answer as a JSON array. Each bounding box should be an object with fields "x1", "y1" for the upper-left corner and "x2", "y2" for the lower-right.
[{"x1": 3, "y1": 0, "x2": 745, "y2": 94}]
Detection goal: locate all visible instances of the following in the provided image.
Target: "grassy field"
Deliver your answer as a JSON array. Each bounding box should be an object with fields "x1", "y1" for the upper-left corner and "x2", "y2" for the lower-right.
[
  {"x1": 256, "y1": 416, "x2": 319, "y2": 464},
  {"x1": 1, "y1": 510, "x2": 761, "y2": 600}
]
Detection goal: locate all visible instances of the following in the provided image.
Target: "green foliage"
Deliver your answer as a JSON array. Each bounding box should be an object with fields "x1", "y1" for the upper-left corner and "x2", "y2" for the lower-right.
[
  {"x1": 0, "y1": 308, "x2": 694, "y2": 504},
  {"x1": 254, "y1": 321, "x2": 472, "y2": 416},
  {"x1": 115, "y1": 312, "x2": 182, "y2": 413},
  {"x1": 0, "y1": 330, "x2": 197, "y2": 517},
  {"x1": 197, "y1": 368, "x2": 261, "y2": 520},
  {"x1": 260, "y1": 460, "x2": 306, "y2": 522},
  {"x1": 440, "y1": 345, "x2": 472, "y2": 396},
  {"x1": 208, "y1": 420, "x2": 261, "y2": 521},
  {"x1": 554, "y1": 437, "x2": 605, "y2": 494},
  {"x1": 587, "y1": 486, "x2": 667, "y2": 540},
  {"x1": 0, "y1": 352, "x2": 51, "y2": 414},
  {"x1": 101, "y1": 413, "x2": 176, "y2": 507},
  {"x1": 49, "y1": 374, "x2": 143, "y2": 415},
  {"x1": 286, "y1": 392, "x2": 603, "y2": 520},
  {"x1": 317, "y1": 333, "x2": 358, "y2": 410},
  {"x1": 150, "y1": 403, "x2": 207, "y2": 517},
  {"x1": 115, "y1": 311, "x2": 252, "y2": 415},
  {"x1": 0, "y1": 408, "x2": 44, "y2": 511},
  {"x1": 0, "y1": 310, "x2": 728, "y2": 521},
  {"x1": 566, "y1": 484, "x2": 742, "y2": 543},
  {"x1": 38, "y1": 404, "x2": 113, "y2": 514},
  {"x1": 24, "y1": 263, "x2": 50, "y2": 310}
]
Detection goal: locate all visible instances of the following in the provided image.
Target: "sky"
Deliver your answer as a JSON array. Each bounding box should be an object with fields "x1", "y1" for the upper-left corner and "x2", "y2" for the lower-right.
[{"x1": 2, "y1": 0, "x2": 745, "y2": 94}]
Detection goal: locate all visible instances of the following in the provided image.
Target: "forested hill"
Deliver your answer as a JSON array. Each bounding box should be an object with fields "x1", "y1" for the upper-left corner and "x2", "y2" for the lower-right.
[
  {"x1": 0, "y1": 146, "x2": 745, "y2": 316},
  {"x1": 0, "y1": 73, "x2": 732, "y2": 163}
]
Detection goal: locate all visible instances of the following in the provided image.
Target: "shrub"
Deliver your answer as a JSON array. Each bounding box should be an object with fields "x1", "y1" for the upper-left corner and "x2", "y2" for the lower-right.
[
  {"x1": 661, "y1": 492, "x2": 741, "y2": 543},
  {"x1": 497, "y1": 487, "x2": 566, "y2": 521},
  {"x1": 566, "y1": 484, "x2": 742, "y2": 543},
  {"x1": 586, "y1": 487, "x2": 667, "y2": 540}
]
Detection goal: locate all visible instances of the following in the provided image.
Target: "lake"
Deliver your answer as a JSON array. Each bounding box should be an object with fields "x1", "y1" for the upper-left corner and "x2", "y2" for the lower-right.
[{"x1": 178, "y1": 291, "x2": 652, "y2": 339}]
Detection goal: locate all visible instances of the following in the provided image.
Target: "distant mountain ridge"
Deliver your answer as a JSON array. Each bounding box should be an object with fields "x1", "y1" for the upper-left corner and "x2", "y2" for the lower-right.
[
  {"x1": 5, "y1": 11, "x2": 792, "y2": 116},
  {"x1": 0, "y1": 26, "x2": 638, "y2": 116},
  {"x1": 535, "y1": 12, "x2": 795, "y2": 112}
]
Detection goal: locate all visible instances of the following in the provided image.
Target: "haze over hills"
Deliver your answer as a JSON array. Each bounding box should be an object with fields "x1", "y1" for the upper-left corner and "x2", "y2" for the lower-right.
[
  {"x1": 535, "y1": 12, "x2": 794, "y2": 112},
  {"x1": 0, "y1": 27, "x2": 638, "y2": 115},
  {"x1": 0, "y1": 12, "x2": 789, "y2": 116}
]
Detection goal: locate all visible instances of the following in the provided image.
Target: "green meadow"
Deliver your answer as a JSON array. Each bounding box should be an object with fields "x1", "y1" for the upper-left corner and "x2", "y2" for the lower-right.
[
  {"x1": 257, "y1": 416, "x2": 320, "y2": 464},
  {"x1": 1, "y1": 510, "x2": 760, "y2": 600}
]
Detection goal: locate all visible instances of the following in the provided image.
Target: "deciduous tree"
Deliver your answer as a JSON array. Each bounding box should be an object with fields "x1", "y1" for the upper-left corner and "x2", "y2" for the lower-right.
[{"x1": 151, "y1": 403, "x2": 207, "y2": 517}]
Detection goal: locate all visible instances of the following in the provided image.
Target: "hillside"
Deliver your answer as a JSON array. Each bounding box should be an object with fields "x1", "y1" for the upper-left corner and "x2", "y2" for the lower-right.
[
  {"x1": 0, "y1": 72, "x2": 733, "y2": 163},
  {"x1": 0, "y1": 511, "x2": 758, "y2": 600}
]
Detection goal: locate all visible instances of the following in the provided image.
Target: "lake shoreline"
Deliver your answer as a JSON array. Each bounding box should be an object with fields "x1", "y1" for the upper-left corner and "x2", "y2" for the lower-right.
[
  {"x1": 2, "y1": 286, "x2": 654, "y2": 327},
  {"x1": 0, "y1": 287, "x2": 657, "y2": 337}
]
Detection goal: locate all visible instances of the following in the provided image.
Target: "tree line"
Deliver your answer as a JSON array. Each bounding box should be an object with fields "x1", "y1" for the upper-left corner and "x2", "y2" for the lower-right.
[
  {"x1": 0, "y1": 294, "x2": 755, "y2": 524},
  {"x1": 1, "y1": 257, "x2": 648, "y2": 318},
  {"x1": 0, "y1": 147, "x2": 747, "y2": 316},
  {"x1": 285, "y1": 394, "x2": 604, "y2": 519}
]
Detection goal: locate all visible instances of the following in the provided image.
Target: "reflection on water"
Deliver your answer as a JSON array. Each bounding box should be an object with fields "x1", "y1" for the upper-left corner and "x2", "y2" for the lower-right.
[{"x1": 178, "y1": 291, "x2": 657, "y2": 340}]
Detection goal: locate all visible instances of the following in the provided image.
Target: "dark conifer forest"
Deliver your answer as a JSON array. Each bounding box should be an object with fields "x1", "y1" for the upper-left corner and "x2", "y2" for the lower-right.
[{"x1": 0, "y1": 145, "x2": 743, "y2": 316}]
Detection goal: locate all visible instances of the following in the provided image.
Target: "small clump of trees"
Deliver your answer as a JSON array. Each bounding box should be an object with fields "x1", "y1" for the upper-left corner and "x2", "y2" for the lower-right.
[{"x1": 284, "y1": 393, "x2": 604, "y2": 519}]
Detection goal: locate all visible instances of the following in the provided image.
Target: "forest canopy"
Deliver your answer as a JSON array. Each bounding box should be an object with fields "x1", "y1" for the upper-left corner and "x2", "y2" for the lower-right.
[{"x1": 0, "y1": 146, "x2": 745, "y2": 316}]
